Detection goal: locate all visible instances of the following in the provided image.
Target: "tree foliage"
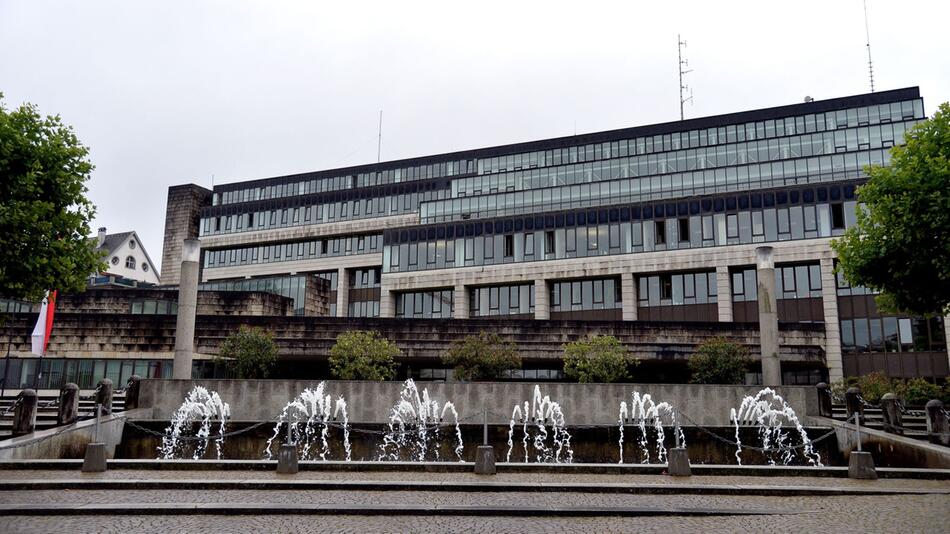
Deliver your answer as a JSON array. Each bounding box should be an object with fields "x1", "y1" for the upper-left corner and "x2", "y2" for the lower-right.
[
  {"x1": 442, "y1": 331, "x2": 521, "y2": 381},
  {"x1": 216, "y1": 326, "x2": 278, "y2": 379},
  {"x1": 688, "y1": 337, "x2": 750, "y2": 384},
  {"x1": 0, "y1": 94, "x2": 105, "y2": 301},
  {"x1": 832, "y1": 102, "x2": 950, "y2": 316},
  {"x1": 329, "y1": 330, "x2": 399, "y2": 381},
  {"x1": 562, "y1": 335, "x2": 633, "y2": 383}
]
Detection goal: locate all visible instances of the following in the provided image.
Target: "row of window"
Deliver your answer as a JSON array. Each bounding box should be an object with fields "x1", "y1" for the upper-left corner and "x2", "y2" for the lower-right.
[
  {"x1": 638, "y1": 272, "x2": 718, "y2": 307},
  {"x1": 421, "y1": 146, "x2": 885, "y2": 223},
  {"x1": 394, "y1": 289, "x2": 454, "y2": 319},
  {"x1": 350, "y1": 267, "x2": 381, "y2": 289},
  {"x1": 550, "y1": 278, "x2": 622, "y2": 312},
  {"x1": 469, "y1": 284, "x2": 535, "y2": 317},
  {"x1": 204, "y1": 234, "x2": 382, "y2": 270},
  {"x1": 841, "y1": 316, "x2": 946, "y2": 353},
  {"x1": 0, "y1": 358, "x2": 173, "y2": 391},
  {"x1": 201, "y1": 186, "x2": 449, "y2": 237},
  {"x1": 730, "y1": 264, "x2": 823, "y2": 302},
  {"x1": 199, "y1": 275, "x2": 311, "y2": 316},
  {"x1": 385, "y1": 198, "x2": 857, "y2": 273},
  {"x1": 348, "y1": 300, "x2": 380, "y2": 318},
  {"x1": 130, "y1": 299, "x2": 178, "y2": 315},
  {"x1": 475, "y1": 99, "x2": 922, "y2": 177},
  {"x1": 457, "y1": 120, "x2": 917, "y2": 198}
]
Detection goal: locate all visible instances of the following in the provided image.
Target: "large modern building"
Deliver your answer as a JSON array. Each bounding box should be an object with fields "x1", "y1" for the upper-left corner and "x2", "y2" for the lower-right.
[{"x1": 154, "y1": 86, "x2": 946, "y2": 384}]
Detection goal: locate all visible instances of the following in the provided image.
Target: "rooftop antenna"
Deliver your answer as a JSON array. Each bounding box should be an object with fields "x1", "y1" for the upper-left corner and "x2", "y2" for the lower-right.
[
  {"x1": 678, "y1": 34, "x2": 693, "y2": 120},
  {"x1": 863, "y1": 0, "x2": 875, "y2": 92},
  {"x1": 377, "y1": 110, "x2": 383, "y2": 163}
]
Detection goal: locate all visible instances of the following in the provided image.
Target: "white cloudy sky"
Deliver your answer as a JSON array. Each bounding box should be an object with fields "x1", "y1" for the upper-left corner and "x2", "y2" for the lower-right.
[{"x1": 1, "y1": 0, "x2": 948, "y2": 273}]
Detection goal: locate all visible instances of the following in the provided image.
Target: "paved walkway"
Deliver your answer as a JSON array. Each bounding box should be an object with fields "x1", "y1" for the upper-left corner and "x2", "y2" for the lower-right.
[{"x1": 0, "y1": 470, "x2": 946, "y2": 533}]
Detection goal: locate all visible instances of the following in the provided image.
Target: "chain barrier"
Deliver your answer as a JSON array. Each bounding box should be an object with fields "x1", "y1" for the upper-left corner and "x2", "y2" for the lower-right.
[
  {"x1": 0, "y1": 412, "x2": 100, "y2": 451},
  {"x1": 1, "y1": 396, "x2": 22, "y2": 416}
]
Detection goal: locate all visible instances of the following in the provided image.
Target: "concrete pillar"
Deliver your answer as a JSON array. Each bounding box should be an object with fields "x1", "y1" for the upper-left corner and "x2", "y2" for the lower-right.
[
  {"x1": 848, "y1": 451, "x2": 877, "y2": 480},
  {"x1": 474, "y1": 445, "x2": 496, "y2": 475},
  {"x1": 926, "y1": 399, "x2": 949, "y2": 446},
  {"x1": 379, "y1": 289, "x2": 395, "y2": 318},
  {"x1": 667, "y1": 447, "x2": 691, "y2": 476},
  {"x1": 336, "y1": 267, "x2": 349, "y2": 318},
  {"x1": 534, "y1": 279, "x2": 549, "y2": 320},
  {"x1": 880, "y1": 393, "x2": 903, "y2": 435},
  {"x1": 124, "y1": 375, "x2": 142, "y2": 410},
  {"x1": 845, "y1": 386, "x2": 864, "y2": 424},
  {"x1": 11, "y1": 389, "x2": 37, "y2": 437},
  {"x1": 173, "y1": 238, "x2": 200, "y2": 380},
  {"x1": 621, "y1": 273, "x2": 637, "y2": 321},
  {"x1": 96, "y1": 378, "x2": 114, "y2": 415},
  {"x1": 454, "y1": 284, "x2": 470, "y2": 319},
  {"x1": 57, "y1": 383, "x2": 79, "y2": 425},
  {"x1": 755, "y1": 246, "x2": 781, "y2": 386},
  {"x1": 820, "y1": 258, "x2": 844, "y2": 383},
  {"x1": 716, "y1": 265, "x2": 733, "y2": 322},
  {"x1": 815, "y1": 382, "x2": 833, "y2": 417}
]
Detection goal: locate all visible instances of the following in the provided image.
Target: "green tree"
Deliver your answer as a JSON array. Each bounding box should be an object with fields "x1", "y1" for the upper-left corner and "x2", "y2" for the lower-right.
[
  {"x1": 562, "y1": 335, "x2": 633, "y2": 383},
  {"x1": 832, "y1": 102, "x2": 950, "y2": 316},
  {"x1": 688, "y1": 337, "x2": 750, "y2": 384},
  {"x1": 0, "y1": 95, "x2": 105, "y2": 301},
  {"x1": 442, "y1": 331, "x2": 521, "y2": 381},
  {"x1": 329, "y1": 330, "x2": 399, "y2": 380},
  {"x1": 215, "y1": 326, "x2": 278, "y2": 379}
]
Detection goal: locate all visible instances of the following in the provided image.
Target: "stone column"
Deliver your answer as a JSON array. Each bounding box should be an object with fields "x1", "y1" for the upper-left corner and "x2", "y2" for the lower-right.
[
  {"x1": 57, "y1": 383, "x2": 79, "y2": 425},
  {"x1": 534, "y1": 279, "x2": 550, "y2": 320},
  {"x1": 124, "y1": 375, "x2": 142, "y2": 410},
  {"x1": 454, "y1": 284, "x2": 470, "y2": 319},
  {"x1": 755, "y1": 246, "x2": 782, "y2": 386},
  {"x1": 96, "y1": 378, "x2": 114, "y2": 416},
  {"x1": 621, "y1": 273, "x2": 637, "y2": 321},
  {"x1": 336, "y1": 267, "x2": 349, "y2": 318},
  {"x1": 173, "y1": 238, "x2": 200, "y2": 380},
  {"x1": 716, "y1": 265, "x2": 733, "y2": 322},
  {"x1": 11, "y1": 389, "x2": 37, "y2": 437},
  {"x1": 379, "y1": 288, "x2": 395, "y2": 318},
  {"x1": 820, "y1": 257, "x2": 844, "y2": 383}
]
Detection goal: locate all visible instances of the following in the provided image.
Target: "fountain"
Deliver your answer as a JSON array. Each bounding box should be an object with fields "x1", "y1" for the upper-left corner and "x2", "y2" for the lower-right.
[
  {"x1": 506, "y1": 385, "x2": 573, "y2": 463},
  {"x1": 159, "y1": 386, "x2": 230, "y2": 460},
  {"x1": 618, "y1": 392, "x2": 685, "y2": 464},
  {"x1": 378, "y1": 379, "x2": 463, "y2": 462},
  {"x1": 264, "y1": 382, "x2": 351, "y2": 461},
  {"x1": 730, "y1": 388, "x2": 822, "y2": 466}
]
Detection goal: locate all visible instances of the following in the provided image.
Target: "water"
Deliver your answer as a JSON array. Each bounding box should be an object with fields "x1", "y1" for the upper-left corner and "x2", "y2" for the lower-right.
[
  {"x1": 730, "y1": 388, "x2": 822, "y2": 466},
  {"x1": 378, "y1": 379, "x2": 463, "y2": 462},
  {"x1": 159, "y1": 386, "x2": 230, "y2": 460},
  {"x1": 506, "y1": 385, "x2": 573, "y2": 463},
  {"x1": 618, "y1": 392, "x2": 685, "y2": 464},
  {"x1": 264, "y1": 382, "x2": 351, "y2": 461}
]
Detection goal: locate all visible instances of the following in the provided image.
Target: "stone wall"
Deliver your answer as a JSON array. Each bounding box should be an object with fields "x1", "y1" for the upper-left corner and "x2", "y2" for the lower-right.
[
  {"x1": 161, "y1": 184, "x2": 212, "y2": 286},
  {"x1": 53, "y1": 288, "x2": 296, "y2": 317},
  {"x1": 137, "y1": 378, "x2": 817, "y2": 427}
]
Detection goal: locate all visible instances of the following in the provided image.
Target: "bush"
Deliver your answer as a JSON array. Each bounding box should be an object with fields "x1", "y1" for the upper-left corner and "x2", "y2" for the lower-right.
[
  {"x1": 216, "y1": 326, "x2": 278, "y2": 379},
  {"x1": 442, "y1": 331, "x2": 521, "y2": 381},
  {"x1": 895, "y1": 378, "x2": 944, "y2": 406},
  {"x1": 854, "y1": 371, "x2": 892, "y2": 404},
  {"x1": 329, "y1": 330, "x2": 399, "y2": 381},
  {"x1": 563, "y1": 335, "x2": 634, "y2": 383},
  {"x1": 688, "y1": 337, "x2": 750, "y2": 384}
]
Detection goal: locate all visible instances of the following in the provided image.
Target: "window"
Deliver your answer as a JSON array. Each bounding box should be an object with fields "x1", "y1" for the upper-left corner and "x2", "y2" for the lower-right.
[
  {"x1": 504, "y1": 235, "x2": 514, "y2": 258},
  {"x1": 545, "y1": 231, "x2": 555, "y2": 254},
  {"x1": 111, "y1": 256, "x2": 119, "y2": 265},
  {"x1": 660, "y1": 275, "x2": 673, "y2": 300},
  {"x1": 654, "y1": 221, "x2": 666, "y2": 245},
  {"x1": 142, "y1": 263, "x2": 149, "y2": 272},
  {"x1": 678, "y1": 218, "x2": 689, "y2": 242},
  {"x1": 125, "y1": 256, "x2": 136, "y2": 269},
  {"x1": 831, "y1": 203, "x2": 845, "y2": 229},
  {"x1": 128, "y1": 240, "x2": 136, "y2": 249}
]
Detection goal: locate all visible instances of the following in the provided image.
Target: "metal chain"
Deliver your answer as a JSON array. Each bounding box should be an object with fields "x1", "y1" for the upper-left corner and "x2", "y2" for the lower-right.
[
  {"x1": 0, "y1": 413, "x2": 97, "y2": 451},
  {"x1": 1, "y1": 397, "x2": 22, "y2": 416},
  {"x1": 673, "y1": 410, "x2": 842, "y2": 453}
]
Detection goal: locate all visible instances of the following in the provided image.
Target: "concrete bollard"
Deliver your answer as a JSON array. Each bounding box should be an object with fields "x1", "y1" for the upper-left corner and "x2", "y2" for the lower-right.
[
  {"x1": 276, "y1": 444, "x2": 299, "y2": 474},
  {"x1": 816, "y1": 382, "x2": 833, "y2": 417},
  {"x1": 845, "y1": 387, "x2": 863, "y2": 424},
  {"x1": 11, "y1": 389, "x2": 37, "y2": 437},
  {"x1": 124, "y1": 375, "x2": 142, "y2": 410},
  {"x1": 96, "y1": 378, "x2": 113, "y2": 415},
  {"x1": 880, "y1": 393, "x2": 903, "y2": 435},
  {"x1": 57, "y1": 383, "x2": 79, "y2": 426},
  {"x1": 925, "y1": 399, "x2": 949, "y2": 446},
  {"x1": 667, "y1": 447, "x2": 691, "y2": 477},
  {"x1": 848, "y1": 451, "x2": 877, "y2": 480},
  {"x1": 82, "y1": 442, "x2": 108, "y2": 473},
  {"x1": 474, "y1": 445, "x2": 496, "y2": 475}
]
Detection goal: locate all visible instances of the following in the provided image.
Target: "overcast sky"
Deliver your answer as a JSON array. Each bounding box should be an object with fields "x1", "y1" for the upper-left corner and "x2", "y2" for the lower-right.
[{"x1": 2, "y1": 0, "x2": 948, "y2": 275}]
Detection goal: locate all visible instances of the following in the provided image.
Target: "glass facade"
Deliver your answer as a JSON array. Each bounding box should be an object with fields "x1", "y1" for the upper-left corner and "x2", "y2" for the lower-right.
[
  {"x1": 394, "y1": 289, "x2": 454, "y2": 319},
  {"x1": 199, "y1": 275, "x2": 311, "y2": 315},
  {"x1": 204, "y1": 234, "x2": 381, "y2": 270},
  {"x1": 470, "y1": 283, "x2": 535, "y2": 317}
]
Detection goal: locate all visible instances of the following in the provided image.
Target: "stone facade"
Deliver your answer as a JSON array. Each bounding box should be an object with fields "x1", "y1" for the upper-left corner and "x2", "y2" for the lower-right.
[{"x1": 160, "y1": 184, "x2": 212, "y2": 286}]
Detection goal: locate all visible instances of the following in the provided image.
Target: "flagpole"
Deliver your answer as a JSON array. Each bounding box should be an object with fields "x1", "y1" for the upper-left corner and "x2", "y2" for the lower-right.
[{"x1": 0, "y1": 333, "x2": 10, "y2": 397}]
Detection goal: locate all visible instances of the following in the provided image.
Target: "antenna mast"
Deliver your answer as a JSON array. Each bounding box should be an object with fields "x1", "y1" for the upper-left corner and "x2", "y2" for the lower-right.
[
  {"x1": 377, "y1": 110, "x2": 383, "y2": 163},
  {"x1": 678, "y1": 34, "x2": 693, "y2": 120},
  {"x1": 863, "y1": 0, "x2": 875, "y2": 92}
]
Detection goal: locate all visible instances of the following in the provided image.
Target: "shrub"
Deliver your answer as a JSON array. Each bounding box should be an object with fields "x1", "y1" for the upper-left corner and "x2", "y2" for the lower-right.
[
  {"x1": 688, "y1": 337, "x2": 750, "y2": 384},
  {"x1": 442, "y1": 331, "x2": 521, "y2": 381},
  {"x1": 216, "y1": 326, "x2": 278, "y2": 379},
  {"x1": 895, "y1": 378, "x2": 943, "y2": 406},
  {"x1": 563, "y1": 335, "x2": 634, "y2": 383},
  {"x1": 854, "y1": 371, "x2": 892, "y2": 404},
  {"x1": 329, "y1": 330, "x2": 399, "y2": 381}
]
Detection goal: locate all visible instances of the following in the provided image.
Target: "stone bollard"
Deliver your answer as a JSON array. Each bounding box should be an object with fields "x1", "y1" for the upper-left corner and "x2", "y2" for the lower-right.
[
  {"x1": 848, "y1": 451, "x2": 877, "y2": 480},
  {"x1": 474, "y1": 445, "x2": 496, "y2": 475},
  {"x1": 57, "y1": 383, "x2": 79, "y2": 426},
  {"x1": 926, "y1": 400, "x2": 949, "y2": 446},
  {"x1": 96, "y1": 378, "x2": 113, "y2": 415},
  {"x1": 276, "y1": 444, "x2": 299, "y2": 474},
  {"x1": 124, "y1": 375, "x2": 142, "y2": 410},
  {"x1": 11, "y1": 389, "x2": 38, "y2": 437},
  {"x1": 82, "y1": 442, "x2": 108, "y2": 472},
  {"x1": 816, "y1": 382, "x2": 833, "y2": 417},
  {"x1": 667, "y1": 447, "x2": 691, "y2": 477},
  {"x1": 845, "y1": 387, "x2": 864, "y2": 424},
  {"x1": 880, "y1": 393, "x2": 903, "y2": 435}
]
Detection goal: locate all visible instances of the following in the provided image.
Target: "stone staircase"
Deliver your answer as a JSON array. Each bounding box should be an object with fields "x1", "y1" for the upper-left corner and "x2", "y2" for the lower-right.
[
  {"x1": 0, "y1": 392, "x2": 126, "y2": 439},
  {"x1": 830, "y1": 403, "x2": 936, "y2": 444}
]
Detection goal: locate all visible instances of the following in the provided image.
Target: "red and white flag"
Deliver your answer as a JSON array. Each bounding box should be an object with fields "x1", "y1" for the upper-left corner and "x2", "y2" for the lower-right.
[{"x1": 31, "y1": 290, "x2": 57, "y2": 356}]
